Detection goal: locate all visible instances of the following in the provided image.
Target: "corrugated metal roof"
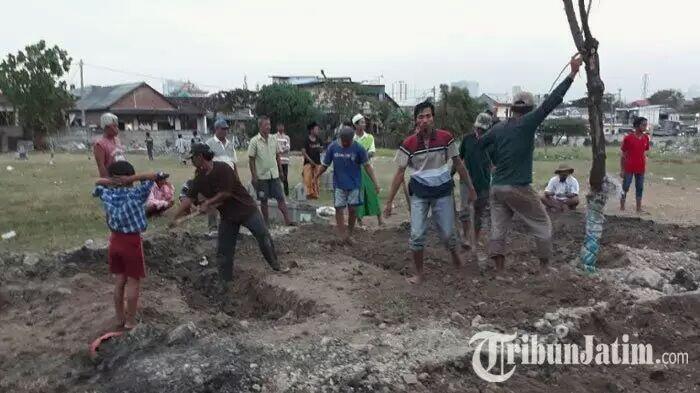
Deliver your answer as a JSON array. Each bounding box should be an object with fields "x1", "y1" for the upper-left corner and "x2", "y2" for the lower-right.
[{"x1": 74, "y1": 82, "x2": 144, "y2": 111}]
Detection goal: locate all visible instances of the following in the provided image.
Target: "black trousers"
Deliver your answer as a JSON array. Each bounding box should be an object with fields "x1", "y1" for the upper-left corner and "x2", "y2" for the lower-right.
[
  {"x1": 217, "y1": 211, "x2": 279, "y2": 281},
  {"x1": 280, "y1": 164, "x2": 289, "y2": 196}
]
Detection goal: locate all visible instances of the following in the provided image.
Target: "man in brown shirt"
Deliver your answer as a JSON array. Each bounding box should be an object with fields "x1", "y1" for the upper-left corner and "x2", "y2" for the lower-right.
[{"x1": 170, "y1": 143, "x2": 287, "y2": 282}]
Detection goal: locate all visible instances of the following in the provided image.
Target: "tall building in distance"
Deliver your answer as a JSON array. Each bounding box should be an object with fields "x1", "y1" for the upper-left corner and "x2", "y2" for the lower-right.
[{"x1": 450, "y1": 80, "x2": 479, "y2": 97}]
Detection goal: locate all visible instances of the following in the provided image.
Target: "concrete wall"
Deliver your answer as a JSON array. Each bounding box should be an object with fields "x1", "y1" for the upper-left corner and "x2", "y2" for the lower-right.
[{"x1": 0, "y1": 126, "x2": 23, "y2": 152}]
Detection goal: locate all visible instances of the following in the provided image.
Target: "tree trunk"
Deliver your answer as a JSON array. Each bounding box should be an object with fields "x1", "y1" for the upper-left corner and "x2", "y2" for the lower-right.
[{"x1": 563, "y1": 0, "x2": 609, "y2": 273}]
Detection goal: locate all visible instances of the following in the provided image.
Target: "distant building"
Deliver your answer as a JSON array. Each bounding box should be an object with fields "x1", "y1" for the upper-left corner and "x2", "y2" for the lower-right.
[
  {"x1": 70, "y1": 82, "x2": 206, "y2": 132},
  {"x1": 163, "y1": 80, "x2": 208, "y2": 97},
  {"x1": 270, "y1": 74, "x2": 399, "y2": 131},
  {"x1": 450, "y1": 80, "x2": 479, "y2": 97},
  {"x1": 477, "y1": 93, "x2": 512, "y2": 120},
  {"x1": 0, "y1": 92, "x2": 22, "y2": 152}
]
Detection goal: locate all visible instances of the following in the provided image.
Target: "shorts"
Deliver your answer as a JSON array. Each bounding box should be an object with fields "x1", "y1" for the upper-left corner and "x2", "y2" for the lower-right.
[
  {"x1": 108, "y1": 232, "x2": 146, "y2": 279},
  {"x1": 334, "y1": 188, "x2": 361, "y2": 209},
  {"x1": 255, "y1": 178, "x2": 285, "y2": 201},
  {"x1": 459, "y1": 184, "x2": 490, "y2": 231}
]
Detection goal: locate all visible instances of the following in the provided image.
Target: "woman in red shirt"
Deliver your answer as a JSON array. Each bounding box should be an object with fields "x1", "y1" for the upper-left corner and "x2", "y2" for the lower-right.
[{"x1": 620, "y1": 116, "x2": 650, "y2": 213}]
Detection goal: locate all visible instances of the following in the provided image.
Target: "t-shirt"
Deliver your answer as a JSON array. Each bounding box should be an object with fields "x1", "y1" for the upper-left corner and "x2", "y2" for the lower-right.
[
  {"x1": 322, "y1": 141, "x2": 368, "y2": 190},
  {"x1": 459, "y1": 132, "x2": 492, "y2": 195},
  {"x1": 175, "y1": 138, "x2": 188, "y2": 154},
  {"x1": 248, "y1": 133, "x2": 279, "y2": 180},
  {"x1": 481, "y1": 76, "x2": 574, "y2": 186},
  {"x1": 206, "y1": 136, "x2": 238, "y2": 169},
  {"x1": 303, "y1": 135, "x2": 323, "y2": 165},
  {"x1": 94, "y1": 136, "x2": 126, "y2": 174},
  {"x1": 145, "y1": 136, "x2": 154, "y2": 149},
  {"x1": 276, "y1": 133, "x2": 291, "y2": 165},
  {"x1": 354, "y1": 132, "x2": 376, "y2": 158},
  {"x1": 621, "y1": 132, "x2": 650, "y2": 174},
  {"x1": 545, "y1": 175, "x2": 580, "y2": 201},
  {"x1": 395, "y1": 129, "x2": 458, "y2": 198},
  {"x1": 186, "y1": 162, "x2": 257, "y2": 224}
]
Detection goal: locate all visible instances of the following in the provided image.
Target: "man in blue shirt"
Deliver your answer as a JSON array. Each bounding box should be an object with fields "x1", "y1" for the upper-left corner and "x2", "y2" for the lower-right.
[{"x1": 315, "y1": 126, "x2": 380, "y2": 244}]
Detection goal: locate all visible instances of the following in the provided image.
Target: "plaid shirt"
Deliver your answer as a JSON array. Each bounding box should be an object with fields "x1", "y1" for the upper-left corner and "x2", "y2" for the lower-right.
[{"x1": 93, "y1": 181, "x2": 154, "y2": 233}]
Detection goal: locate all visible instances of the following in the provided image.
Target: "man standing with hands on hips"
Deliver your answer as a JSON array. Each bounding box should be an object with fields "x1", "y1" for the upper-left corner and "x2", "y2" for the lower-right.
[{"x1": 248, "y1": 116, "x2": 295, "y2": 226}]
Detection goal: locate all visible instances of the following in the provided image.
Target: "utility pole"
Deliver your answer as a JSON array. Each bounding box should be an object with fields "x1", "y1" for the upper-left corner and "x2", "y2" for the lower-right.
[
  {"x1": 642, "y1": 73, "x2": 649, "y2": 99},
  {"x1": 79, "y1": 59, "x2": 86, "y2": 128}
]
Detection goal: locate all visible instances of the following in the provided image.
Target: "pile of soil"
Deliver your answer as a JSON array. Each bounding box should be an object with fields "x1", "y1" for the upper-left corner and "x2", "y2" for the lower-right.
[{"x1": 0, "y1": 212, "x2": 698, "y2": 392}]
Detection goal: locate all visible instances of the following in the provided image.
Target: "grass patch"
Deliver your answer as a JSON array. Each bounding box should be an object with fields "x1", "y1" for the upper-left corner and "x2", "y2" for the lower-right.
[{"x1": 3, "y1": 143, "x2": 700, "y2": 253}]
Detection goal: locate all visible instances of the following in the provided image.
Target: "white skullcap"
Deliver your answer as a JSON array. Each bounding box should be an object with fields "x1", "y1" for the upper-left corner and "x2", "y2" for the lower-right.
[
  {"x1": 352, "y1": 113, "x2": 364, "y2": 125},
  {"x1": 100, "y1": 112, "x2": 118, "y2": 128}
]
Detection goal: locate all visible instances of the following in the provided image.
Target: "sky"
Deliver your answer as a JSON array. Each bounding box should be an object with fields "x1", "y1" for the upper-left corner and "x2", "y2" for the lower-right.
[{"x1": 1, "y1": 0, "x2": 699, "y2": 103}]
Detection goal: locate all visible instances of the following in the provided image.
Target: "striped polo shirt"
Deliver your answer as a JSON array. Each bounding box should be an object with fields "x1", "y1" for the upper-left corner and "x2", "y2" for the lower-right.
[{"x1": 395, "y1": 129, "x2": 458, "y2": 197}]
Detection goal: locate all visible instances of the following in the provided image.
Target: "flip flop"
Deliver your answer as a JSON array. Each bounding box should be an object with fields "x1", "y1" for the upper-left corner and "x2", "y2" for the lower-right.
[{"x1": 89, "y1": 331, "x2": 124, "y2": 360}]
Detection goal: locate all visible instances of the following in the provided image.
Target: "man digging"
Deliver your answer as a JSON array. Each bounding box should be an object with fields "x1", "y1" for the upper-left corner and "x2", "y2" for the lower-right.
[
  {"x1": 384, "y1": 101, "x2": 477, "y2": 285},
  {"x1": 480, "y1": 54, "x2": 583, "y2": 272},
  {"x1": 170, "y1": 143, "x2": 288, "y2": 287}
]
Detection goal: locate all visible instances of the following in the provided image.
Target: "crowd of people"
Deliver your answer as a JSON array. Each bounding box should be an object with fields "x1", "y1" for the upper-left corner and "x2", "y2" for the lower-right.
[{"x1": 90, "y1": 54, "x2": 656, "y2": 330}]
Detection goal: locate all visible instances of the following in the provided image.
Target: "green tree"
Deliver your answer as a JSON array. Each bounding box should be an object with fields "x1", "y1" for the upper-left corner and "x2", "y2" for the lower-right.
[
  {"x1": 206, "y1": 88, "x2": 257, "y2": 116},
  {"x1": 385, "y1": 108, "x2": 412, "y2": 135},
  {"x1": 434, "y1": 84, "x2": 483, "y2": 137},
  {"x1": 539, "y1": 118, "x2": 588, "y2": 145},
  {"x1": 317, "y1": 80, "x2": 362, "y2": 127},
  {"x1": 255, "y1": 84, "x2": 316, "y2": 145},
  {"x1": 648, "y1": 89, "x2": 685, "y2": 110},
  {"x1": 0, "y1": 41, "x2": 73, "y2": 143}
]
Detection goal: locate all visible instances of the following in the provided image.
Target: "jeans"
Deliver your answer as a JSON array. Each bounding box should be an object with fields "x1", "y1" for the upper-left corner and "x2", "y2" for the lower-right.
[
  {"x1": 409, "y1": 194, "x2": 458, "y2": 251},
  {"x1": 208, "y1": 211, "x2": 219, "y2": 231},
  {"x1": 622, "y1": 173, "x2": 644, "y2": 201},
  {"x1": 217, "y1": 211, "x2": 279, "y2": 281},
  {"x1": 147, "y1": 146, "x2": 154, "y2": 160}
]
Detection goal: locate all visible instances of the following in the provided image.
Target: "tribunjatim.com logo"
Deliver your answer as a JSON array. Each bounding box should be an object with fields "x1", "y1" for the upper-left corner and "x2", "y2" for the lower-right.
[{"x1": 469, "y1": 331, "x2": 689, "y2": 383}]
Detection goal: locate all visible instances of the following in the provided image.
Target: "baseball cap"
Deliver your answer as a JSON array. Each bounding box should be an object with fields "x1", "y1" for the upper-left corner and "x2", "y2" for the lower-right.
[
  {"x1": 512, "y1": 91, "x2": 535, "y2": 108},
  {"x1": 188, "y1": 142, "x2": 213, "y2": 158},
  {"x1": 474, "y1": 113, "x2": 493, "y2": 130},
  {"x1": 352, "y1": 114, "x2": 364, "y2": 125},
  {"x1": 214, "y1": 118, "x2": 229, "y2": 129},
  {"x1": 338, "y1": 126, "x2": 354, "y2": 140}
]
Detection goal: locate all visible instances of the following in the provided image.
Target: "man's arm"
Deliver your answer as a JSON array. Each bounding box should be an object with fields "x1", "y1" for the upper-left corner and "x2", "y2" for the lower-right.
[
  {"x1": 249, "y1": 158, "x2": 257, "y2": 183},
  {"x1": 314, "y1": 164, "x2": 328, "y2": 179},
  {"x1": 363, "y1": 163, "x2": 380, "y2": 193},
  {"x1": 530, "y1": 55, "x2": 582, "y2": 125},
  {"x1": 384, "y1": 167, "x2": 407, "y2": 217},
  {"x1": 544, "y1": 178, "x2": 555, "y2": 196},
  {"x1": 452, "y1": 156, "x2": 476, "y2": 202},
  {"x1": 93, "y1": 145, "x2": 108, "y2": 177},
  {"x1": 169, "y1": 198, "x2": 195, "y2": 227},
  {"x1": 302, "y1": 148, "x2": 313, "y2": 165}
]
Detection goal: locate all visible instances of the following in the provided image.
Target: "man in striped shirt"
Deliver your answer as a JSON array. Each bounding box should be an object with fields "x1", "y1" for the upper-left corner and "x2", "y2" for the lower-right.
[{"x1": 384, "y1": 101, "x2": 477, "y2": 284}]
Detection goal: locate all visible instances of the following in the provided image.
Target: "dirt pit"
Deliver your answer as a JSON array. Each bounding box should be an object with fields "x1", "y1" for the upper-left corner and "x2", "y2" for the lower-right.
[{"x1": 1, "y1": 212, "x2": 699, "y2": 392}]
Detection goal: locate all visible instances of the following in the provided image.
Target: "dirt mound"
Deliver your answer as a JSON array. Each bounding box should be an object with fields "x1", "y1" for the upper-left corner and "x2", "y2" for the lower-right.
[{"x1": 1, "y1": 212, "x2": 699, "y2": 392}]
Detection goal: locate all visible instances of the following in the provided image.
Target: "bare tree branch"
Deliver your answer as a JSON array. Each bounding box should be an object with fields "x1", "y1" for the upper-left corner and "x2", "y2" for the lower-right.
[
  {"x1": 562, "y1": 0, "x2": 584, "y2": 52},
  {"x1": 579, "y1": 0, "x2": 594, "y2": 42},
  {"x1": 587, "y1": 0, "x2": 593, "y2": 16}
]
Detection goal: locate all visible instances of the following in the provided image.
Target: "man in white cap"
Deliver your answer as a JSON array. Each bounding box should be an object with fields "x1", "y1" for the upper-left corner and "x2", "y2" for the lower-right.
[
  {"x1": 352, "y1": 114, "x2": 382, "y2": 227},
  {"x1": 94, "y1": 112, "x2": 126, "y2": 177},
  {"x1": 204, "y1": 118, "x2": 239, "y2": 236},
  {"x1": 541, "y1": 163, "x2": 580, "y2": 212},
  {"x1": 458, "y1": 112, "x2": 493, "y2": 250},
  {"x1": 480, "y1": 54, "x2": 582, "y2": 272}
]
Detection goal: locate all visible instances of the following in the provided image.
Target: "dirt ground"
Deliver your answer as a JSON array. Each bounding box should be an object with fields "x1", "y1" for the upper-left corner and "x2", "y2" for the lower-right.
[{"x1": 1, "y1": 209, "x2": 699, "y2": 392}]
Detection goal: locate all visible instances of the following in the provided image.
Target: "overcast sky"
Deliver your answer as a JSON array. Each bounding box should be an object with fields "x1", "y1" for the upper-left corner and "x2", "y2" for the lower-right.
[{"x1": 2, "y1": 0, "x2": 698, "y2": 102}]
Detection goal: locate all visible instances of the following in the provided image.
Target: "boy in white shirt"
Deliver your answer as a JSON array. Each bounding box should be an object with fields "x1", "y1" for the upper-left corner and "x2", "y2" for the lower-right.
[{"x1": 541, "y1": 164, "x2": 580, "y2": 212}]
